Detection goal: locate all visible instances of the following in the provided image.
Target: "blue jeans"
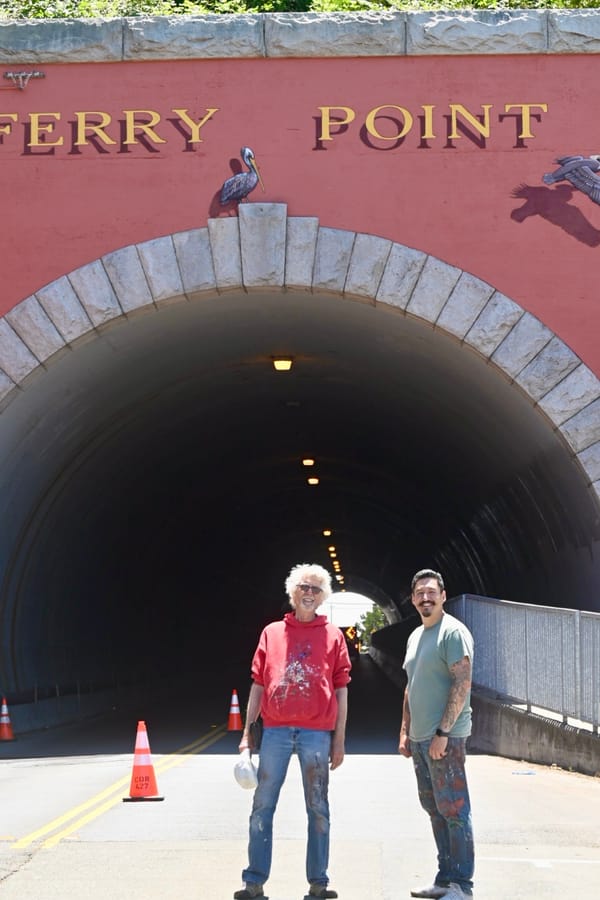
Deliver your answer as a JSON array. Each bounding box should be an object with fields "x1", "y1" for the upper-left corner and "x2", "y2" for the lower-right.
[
  {"x1": 242, "y1": 727, "x2": 332, "y2": 888},
  {"x1": 411, "y1": 737, "x2": 474, "y2": 895}
]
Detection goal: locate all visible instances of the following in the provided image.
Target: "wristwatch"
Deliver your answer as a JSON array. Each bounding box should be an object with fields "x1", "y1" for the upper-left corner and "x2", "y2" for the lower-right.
[{"x1": 435, "y1": 728, "x2": 451, "y2": 738}]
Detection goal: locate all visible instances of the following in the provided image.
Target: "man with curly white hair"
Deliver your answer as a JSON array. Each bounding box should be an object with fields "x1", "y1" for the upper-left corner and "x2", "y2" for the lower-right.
[{"x1": 234, "y1": 563, "x2": 352, "y2": 900}]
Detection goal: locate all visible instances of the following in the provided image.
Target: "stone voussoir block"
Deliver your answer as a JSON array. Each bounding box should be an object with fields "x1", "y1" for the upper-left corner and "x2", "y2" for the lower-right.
[
  {"x1": 207, "y1": 216, "x2": 242, "y2": 291},
  {"x1": 406, "y1": 255, "x2": 462, "y2": 323},
  {"x1": 0, "y1": 368, "x2": 15, "y2": 404},
  {"x1": 491, "y1": 312, "x2": 552, "y2": 379},
  {"x1": 173, "y1": 228, "x2": 217, "y2": 298},
  {"x1": 464, "y1": 291, "x2": 523, "y2": 360},
  {"x1": 0, "y1": 317, "x2": 39, "y2": 383},
  {"x1": 539, "y1": 363, "x2": 600, "y2": 427},
  {"x1": 239, "y1": 203, "x2": 287, "y2": 290},
  {"x1": 436, "y1": 272, "x2": 495, "y2": 340},
  {"x1": 313, "y1": 227, "x2": 355, "y2": 294},
  {"x1": 68, "y1": 260, "x2": 122, "y2": 328},
  {"x1": 516, "y1": 336, "x2": 581, "y2": 403},
  {"x1": 35, "y1": 276, "x2": 93, "y2": 345},
  {"x1": 137, "y1": 235, "x2": 185, "y2": 305},
  {"x1": 559, "y1": 398, "x2": 600, "y2": 455},
  {"x1": 285, "y1": 217, "x2": 319, "y2": 291},
  {"x1": 5, "y1": 295, "x2": 65, "y2": 364},
  {"x1": 376, "y1": 243, "x2": 427, "y2": 310},
  {"x1": 344, "y1": 233, "x2": 393, "y2": 301},
  {"x1": 102, "y1": 245, "x2": 154, "y2": 314},
  {"x1": 577, "y1": 440, "x2": 600, "y2": 484}
]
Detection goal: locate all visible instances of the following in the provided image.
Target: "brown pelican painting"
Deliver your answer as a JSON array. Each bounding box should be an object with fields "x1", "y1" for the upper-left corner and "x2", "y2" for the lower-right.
[
  {"x1": 220, "y1": 147, "x2": 265, "y2": 205},
  {"x1": 543, "y1": 155, "x2": 600, "y2": 205}
]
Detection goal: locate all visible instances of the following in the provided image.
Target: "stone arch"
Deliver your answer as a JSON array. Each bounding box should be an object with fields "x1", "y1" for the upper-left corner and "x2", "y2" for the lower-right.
[{"x1": 1, "y1": 202, "x2": 598, "y2": 502}]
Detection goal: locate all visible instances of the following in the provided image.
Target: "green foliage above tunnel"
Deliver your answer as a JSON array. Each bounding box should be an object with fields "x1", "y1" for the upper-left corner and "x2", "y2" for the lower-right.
[{"x1": 2, "y1": 0, "x2": 600, "y2": 22}]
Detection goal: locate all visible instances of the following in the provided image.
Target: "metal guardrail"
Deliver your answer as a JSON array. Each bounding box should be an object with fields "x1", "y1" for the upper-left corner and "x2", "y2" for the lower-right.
[{"x1": 447, "y1": 594, "x2": 600, "y2": 732}]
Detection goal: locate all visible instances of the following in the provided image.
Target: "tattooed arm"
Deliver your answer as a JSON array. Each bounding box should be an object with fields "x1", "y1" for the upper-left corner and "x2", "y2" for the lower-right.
[
  {"x1": 429, "y1": 655, "x2": 472, "y2": 760},
  {"x1": 398, "y1": 688, "x2": 412, "y2": 758}
]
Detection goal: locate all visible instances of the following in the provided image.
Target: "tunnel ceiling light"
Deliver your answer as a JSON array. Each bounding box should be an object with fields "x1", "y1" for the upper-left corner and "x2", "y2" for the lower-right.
[
  {"x1": 323, "y1": 529, "x2": 332, "y2": 537},
  {"x1": 302, "y1": 457, "x2": 315, "y2": 466},
  {"x1": 327, "y1": 545, "x2": 336, "y2": 552},
  {"x1": 329, "y1": 551, "x2": 337, "y2": 558},
  {"x1": 307, "y1": 477, "x2": 319, "y2": 485},
  {"x1": 335, "y1": 574, "x2": 343, "y2": 581},
  {"x1": 272, "y1": 357, "x2": 293, "y2": 372}
]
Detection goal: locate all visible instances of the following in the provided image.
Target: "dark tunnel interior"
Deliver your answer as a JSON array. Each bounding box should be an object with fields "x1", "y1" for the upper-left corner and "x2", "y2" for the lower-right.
[{"x1": 1, "y1": 289, "x2": 599, "y2": 695}]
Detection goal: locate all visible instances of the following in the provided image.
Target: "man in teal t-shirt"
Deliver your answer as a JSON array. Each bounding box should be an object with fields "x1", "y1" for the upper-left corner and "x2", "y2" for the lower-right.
[{"x1": 399, "y1": 569, "x2": 475, "y2": 900}]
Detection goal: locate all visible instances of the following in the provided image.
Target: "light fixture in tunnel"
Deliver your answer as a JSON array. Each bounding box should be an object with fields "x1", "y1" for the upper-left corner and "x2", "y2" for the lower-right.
[
  {"x1": 302, "y1": 457, "x2": 315, "y2": 466},
  {"x1": 329, "y1": 551, "x2": 337, "y2": 559},
  {"x1": 307, "y1": 476, "x2": 319, "y2": 486},
  {"x1": 327, "y1": 545, "x2": 336, "y2": 552},
  {"x1": 323, "y1": 529, "x2": 332, "y2": 537},
  {"x1": 272, "y1": 357, "x2": 294, "y2": 372}
]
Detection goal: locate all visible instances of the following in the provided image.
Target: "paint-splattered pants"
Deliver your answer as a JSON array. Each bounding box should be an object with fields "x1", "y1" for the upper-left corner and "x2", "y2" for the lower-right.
[
  {"x1": 242, "y1": 726, "x2": 331, "y2": 888},
  {"x1": 411, "y1": 737, "x2": 474, "y2": 895}
]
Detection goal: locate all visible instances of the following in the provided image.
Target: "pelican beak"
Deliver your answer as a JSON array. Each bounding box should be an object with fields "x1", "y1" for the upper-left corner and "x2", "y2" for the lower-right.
[{"x1": 251, "y1": 158, "x2": 265, "y2": 193}]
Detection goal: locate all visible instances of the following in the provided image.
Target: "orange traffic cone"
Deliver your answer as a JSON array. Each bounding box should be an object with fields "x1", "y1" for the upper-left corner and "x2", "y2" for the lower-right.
[
  {"x1": 228, "y1": 689, "x2": 243, "y2": 731},
  {"x1": 0, "y1": 697, "x2": 15, "y2": 741},
  {"x1": 123, "y1": 720, "x2": 164, "y2": 802}
]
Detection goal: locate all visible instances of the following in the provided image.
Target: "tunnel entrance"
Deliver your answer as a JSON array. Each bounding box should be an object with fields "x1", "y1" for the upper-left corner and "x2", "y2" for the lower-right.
[{"x1": 1, "y1": 213, "x2": 599, "y2": 696}]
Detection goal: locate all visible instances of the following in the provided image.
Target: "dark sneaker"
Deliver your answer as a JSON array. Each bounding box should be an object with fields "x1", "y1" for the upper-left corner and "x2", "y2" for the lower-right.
[
  {"x1": 233, "y1": 884, "x2": 264, "y2": 899},
  {"x1": 308, "y1": 885, "x2": 338, "y2": 899}
]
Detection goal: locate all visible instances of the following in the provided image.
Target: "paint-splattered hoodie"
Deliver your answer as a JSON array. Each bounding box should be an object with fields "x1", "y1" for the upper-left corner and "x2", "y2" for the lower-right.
[{"x1": 251, "y1": 612, "x2": 352, "y2": 731}]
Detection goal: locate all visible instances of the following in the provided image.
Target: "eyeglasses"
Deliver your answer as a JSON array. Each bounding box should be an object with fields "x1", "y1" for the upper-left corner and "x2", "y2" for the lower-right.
[{"x1": 296, "y1": 583, "x2": 323, "y2": 595}]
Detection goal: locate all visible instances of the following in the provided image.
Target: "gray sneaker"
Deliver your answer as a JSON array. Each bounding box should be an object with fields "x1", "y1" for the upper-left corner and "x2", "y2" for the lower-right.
[
  {"x1": 233, "y1": 884, "x2": 264, "y2": 899},
  {"x1": 443, "y1": 885, "x2": 472, "y2": 900},
  {"x1": 410, "y1": 885, "x2": 449, "y2": 898}
]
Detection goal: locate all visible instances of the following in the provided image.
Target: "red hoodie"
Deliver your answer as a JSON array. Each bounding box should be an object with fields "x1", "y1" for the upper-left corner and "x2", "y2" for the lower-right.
[{"x1": 251, "y1": 612, "x2": 352, "y2": 731}]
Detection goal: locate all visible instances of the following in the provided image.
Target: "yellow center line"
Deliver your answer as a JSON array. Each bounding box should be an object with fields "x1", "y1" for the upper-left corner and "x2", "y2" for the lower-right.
[{"x1": 13, "y1": 723, "x2": 228, "y2": 850}]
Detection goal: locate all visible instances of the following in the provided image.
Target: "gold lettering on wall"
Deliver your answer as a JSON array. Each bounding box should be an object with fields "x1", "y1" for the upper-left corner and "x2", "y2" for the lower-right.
[
  {"x1": 0, "y1": 113, "x2": 17, "y2": 138},
  {"x1": 172, "y1": 108, "x2": 219, "y2": 143},
  {"x1": 123, "y1": 110, "x2": 166, "y2": 145},
  {"x1": 365, "y1": 106, "x2": 413, "y2": 141},
  {"x1": 504, "y1": 103, "x2": 548, "y2": 139},
  {"x1": 317, "y1": 107, "x2": 356, "y2": 141},
  {"x1": 0, "y1": 101, "x2": 549, "y2": 156},
  {"x1": 29, "y1": 112, "x2": 63, "y2": 147},
  {"x1": 75, "y1": 111, "x2": 117, "y2": 146}
]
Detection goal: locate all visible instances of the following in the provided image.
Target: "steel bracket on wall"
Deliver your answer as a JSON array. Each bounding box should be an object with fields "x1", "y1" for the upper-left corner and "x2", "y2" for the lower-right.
[{"x1": 3, "y1": 71, "x2": 45, "y2": 90}]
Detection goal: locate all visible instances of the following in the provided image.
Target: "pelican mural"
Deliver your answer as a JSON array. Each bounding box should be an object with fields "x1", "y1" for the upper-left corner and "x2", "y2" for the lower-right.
[
  {"x1": 220, "y1": 147, "x2": 265, "y2": 205},
  {"x1": 543, "y1": 155, "x2": 600, "y2": 205}
]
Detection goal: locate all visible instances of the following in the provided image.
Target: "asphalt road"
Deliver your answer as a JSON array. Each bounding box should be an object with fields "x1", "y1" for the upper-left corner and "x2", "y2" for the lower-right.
[{"x1": 0, "y1": 656, "x2": 599, "y2": 899}]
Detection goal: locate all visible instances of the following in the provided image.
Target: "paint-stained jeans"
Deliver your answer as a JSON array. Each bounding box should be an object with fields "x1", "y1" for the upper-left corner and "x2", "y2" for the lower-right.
[
  {"x1": 242, "y1": 727, "x2": 331, "y2": 888},
  {"x1": 411, "y1": 737, "x2": 474, "y2": 895}
]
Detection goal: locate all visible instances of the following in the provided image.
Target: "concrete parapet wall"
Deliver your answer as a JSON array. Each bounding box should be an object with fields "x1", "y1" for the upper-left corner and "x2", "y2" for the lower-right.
[
  {"x1": 470, "y1": 692, "x2": 600, "y2": 778},
  {"x1": 370, "y1": 645, "x2": 600, "y2": 777},
  {"x1": 2, "y1": 11, "x2": 600, "y2": 63}
]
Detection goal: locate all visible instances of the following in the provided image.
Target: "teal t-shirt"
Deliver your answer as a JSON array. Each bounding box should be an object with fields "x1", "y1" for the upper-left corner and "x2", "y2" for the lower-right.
[{"x1": 403, "y1": 613, "x2": 474, "y2": 741}]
